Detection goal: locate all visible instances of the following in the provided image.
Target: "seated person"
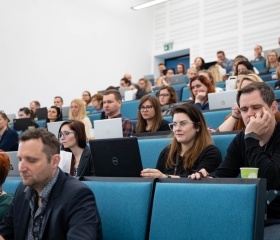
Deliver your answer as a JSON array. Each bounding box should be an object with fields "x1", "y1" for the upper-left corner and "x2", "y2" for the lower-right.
[
  {"x1": 274, "y1": 56, "x2": 280, "y2": 89},
  {"x1": 0, "y1": 112, "x2": 18, "y2": 152},
  {"x1": 59, "y1": 120, "x2": 94, "y2": 177},
  {"x1": 190, "y1": 82, "x2": 280, "y2": 221},
  {"x1": 82, "y1": 91, "x2": 93, "y2": 107},
  {"x1": 216, "y1": 74, "x2": 279, "y2": 132},
  {"x1": 102, "y1": 89, "x2": 134, "y2": 136},
  {"x1": 0, "y1": 153, "x2": 14, "y2": 221},
  {"x1": 136, "y1": 78, "x2": 152, "y2": 99},
  {"x1": 198, "y1": 70, "x2": 223, "y2": 92},
  {"x1": 191, "y1": 57, "x2": 205, "y2": 71},
  {"x1": 18, "y1": 107, "x2": 39, "y2": 128},
  {"x1": 236, "y1": 60, "x2": 255, "y2": 75},
  {"x1": 208, "y1": 64, "x2": 223, "y2": 83},
  {"x1": 266, "y1": 50, "x2": 279, "y2": 70},
  {"x1": 135, "y1": 95, "x2": 170, "y2": 133},
  {"x1": 119, "y1": 78, "x2": 131, "y2": 87},
  {"x1": 141, "y1": 103, "x2": 222, "y2": 178},
  {"x1": 235, "y1": 69, "x2": 255, "y2": 89},
  {"x1": 29, "y1": 100, "x2": 40, "y2": 115},
  {"x1": 186, "y1": 67, "x2": 198, "y2": 85},
  {"x1": 155, "y1": 68, "x2": 176, "y2": 87},
  {"x1": 53, "y1": 96, "x2": 63, "y2": 108},
  {"x1": 231, "y1": 55, "x2": 249, "y2": 76},
  {"x1": 189, "y1": 75, "x2": 215, "y2": 110},
  {"x1": 158, "y1": 86, "x2": 179, "y2": 116},
  {"x1": 91, "y1": 94, "x2": 103, "y2": 112},
  {"x1": 44, "y1": 106, "x2": 62, "y2": 128},
  {"x1": 176, "y1": 63, "x2": 186, "y2": 75}
]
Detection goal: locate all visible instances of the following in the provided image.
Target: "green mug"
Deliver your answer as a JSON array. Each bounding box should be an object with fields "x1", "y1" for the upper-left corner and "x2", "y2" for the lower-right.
[{"x1": 240, "y1": 168, "x2": 259, "y2": 178}]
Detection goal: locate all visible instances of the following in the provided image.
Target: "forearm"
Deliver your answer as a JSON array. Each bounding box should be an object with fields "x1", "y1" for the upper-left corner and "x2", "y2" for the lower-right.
[{"x1": 218, "y1": 115, "x2": 239, "y2": 132}]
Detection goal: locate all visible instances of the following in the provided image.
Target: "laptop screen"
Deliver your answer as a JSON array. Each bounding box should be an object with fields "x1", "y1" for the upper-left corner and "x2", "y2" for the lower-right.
[
  {"x1": 94, "y1": 118, "x2": 123, "y2": 140},
  {"x1": 89, "y1": 137, "x2": 143, "y2": 177}
]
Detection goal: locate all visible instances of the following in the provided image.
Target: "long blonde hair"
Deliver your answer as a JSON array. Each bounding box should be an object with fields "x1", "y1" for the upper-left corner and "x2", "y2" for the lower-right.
[
  {"x1": 69, "y1": 99, "x2": 86, "y2": 121},
  {"x1": 166, "y1": 104, "x2": 213, "y2": 170}
]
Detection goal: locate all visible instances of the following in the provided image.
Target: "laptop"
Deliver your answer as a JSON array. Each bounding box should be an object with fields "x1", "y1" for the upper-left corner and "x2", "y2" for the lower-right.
[
  {"x1": 124, "y1": 89, "x2": 137, "y2": 101},
  {"x1": 6, "y1": 151, "x2": 20, "y2": 177},
  {"x1": 61, "y1": 106, "x2": 70, "y2": 118},
  {"x1": 170, "y1": 74, "x2": 185, "y2": 85},
  {"x1": 35, "y1": 107, "x2": 48, "y2": 120},
  {"x1": 13, "y1": 118, "x2": 34, "y2": 131},
  {"x1": 47, "y1": 121, "x2": 65, "y2": 138},
  {"x1": 208, "y1": 90, "x2": 237, "y2": 110},
  {"x1": 89, "y1": 137, "x2": 143, "y2": 177},
  {"x1": 94, "y1": 118, "x2": 123, "y2": 139},
  {"x1": 118, "y1": 87, "x2": 131, "y2": 99}
]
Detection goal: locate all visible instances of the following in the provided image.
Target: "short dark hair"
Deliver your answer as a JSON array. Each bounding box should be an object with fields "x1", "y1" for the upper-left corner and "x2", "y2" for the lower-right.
[
  {"x1": 103, "y1": 89, "x2": 122, "y2": 102},
  {"x1": 217, "y1": 51, "x2": 225, "y2": 55},
  {"x1": 237, "y1": 82, "x2": 275, "y2": 107},
  {"x1": 19, "y1": 128, "x2": 60, "y2": 162},
  {"x1": 54, "y1": 96, "x2": 63, "y2": 103}
]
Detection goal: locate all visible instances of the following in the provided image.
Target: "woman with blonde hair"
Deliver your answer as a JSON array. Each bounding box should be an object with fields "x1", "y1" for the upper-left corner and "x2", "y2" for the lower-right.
[
  {"x1": 136, "y1": 78, "x2": 152, "y2": 99},
  {"x1": 0, "y1": 152, "x2": 13, "y2": 220},
  {"x1": 69, "y1": 99, "x2": 92, "y2": 139},
  {"x1": 141, "y1": 103, "x2": 221, "y2": 178},
  {"x1": 208, "y1": 64, "x2": 223, "y2": 82},
  {"x1": 266, "y1": 50, "x2": 279, "y2": 69},
  {"x1": 135, "y1": 95, "x2": 170, "y2": 133}
]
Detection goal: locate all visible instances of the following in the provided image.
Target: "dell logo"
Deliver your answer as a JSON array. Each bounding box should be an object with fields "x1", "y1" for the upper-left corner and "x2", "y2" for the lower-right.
[{"x1": 112, "y1": 157, "x2": 118, "y2": 165}]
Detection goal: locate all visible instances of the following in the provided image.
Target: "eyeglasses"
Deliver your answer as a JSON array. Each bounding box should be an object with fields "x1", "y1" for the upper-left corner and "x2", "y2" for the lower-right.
[
  {"x1": 58, "y1": 131, "x2": 75, "y2": 138},
  {"x1": 159, "y1": 93, "x2": 170, "y2": 98},
  {"x1": 139, "y1": 105, "x2": 153, "y2": 111},
  {"x1": 168, "y1": 121, "x2": 193, "y2": 131}
]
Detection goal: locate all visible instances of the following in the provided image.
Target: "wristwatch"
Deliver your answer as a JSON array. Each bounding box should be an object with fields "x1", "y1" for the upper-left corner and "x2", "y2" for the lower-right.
[{"x1": 244, "y1": 132, "x2": 260, "y2": 141}]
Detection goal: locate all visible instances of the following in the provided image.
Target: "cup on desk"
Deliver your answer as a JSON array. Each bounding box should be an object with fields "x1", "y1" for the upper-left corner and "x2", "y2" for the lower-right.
[{"x1": 240, "y1": 167, "x2": 259, "y2": 178}]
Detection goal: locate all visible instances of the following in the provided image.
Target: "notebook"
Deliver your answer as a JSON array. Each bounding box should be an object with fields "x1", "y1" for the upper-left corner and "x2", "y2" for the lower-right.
[
  {"x1": 170, "y1": 74, "x2": 185, "y2": 85},
  {"x1": 7, "y1": 151, "x2": 20, "y2": 177},
  {"x1": 61, "y1": 106, "x2": 70, "y2": 118},
  {"x1": 208, "y1": 90, "x2": 237, "y2": 110},
  {"x1": 119, "y1": 87, "x2": 131, "y2": 99},
  {"x1": 47, "y1": 121, "x2": 65, "y2": 138},
  {"x1": 13, "y1": 118, "x2": 34, "y2": 131},
  {"x1": 89, "y1": 137, "x2": 143, "y2": 177},
  {"x1": 35, "y1": 107, "x2": 48, "y2": 120},
  {"x1": 94, "y1": 118, "x2": 123, "y2": 139}
]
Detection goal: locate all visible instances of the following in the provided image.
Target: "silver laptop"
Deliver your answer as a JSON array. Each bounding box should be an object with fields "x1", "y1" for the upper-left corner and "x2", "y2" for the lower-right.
[
  {"x1": 94, "y1": 118, "x2": 123, "y2": 139},
  {"x1": 7, "y1": 151, "x2": 20, "y2": 177},
  {"x1": 118, "y1": 87, "x2": 131, "y2": 99},
  {"x1": 170, "y1": 74, "x2": 185, "y2": 85},
  {"x1": 61, "y1": 106, "x2": 70, "y2": 118},
  {"x1": 47, "y1": 121, "x2": 65, "y2": 138},
  {"x1": 208, "y1": 90, "x2": 237, "y2": 110}
]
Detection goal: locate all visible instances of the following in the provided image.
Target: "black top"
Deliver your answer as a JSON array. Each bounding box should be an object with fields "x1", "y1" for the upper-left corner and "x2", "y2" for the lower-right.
[
  {"x1": 156, "y1": 144, "x2": 222, "y2": 177},
  {"x1": 77, "y1": 145, "x2": 95, "y2": 177},
  {"x1": 142, "y1": 119, "x2": 170, "y2": 133}
]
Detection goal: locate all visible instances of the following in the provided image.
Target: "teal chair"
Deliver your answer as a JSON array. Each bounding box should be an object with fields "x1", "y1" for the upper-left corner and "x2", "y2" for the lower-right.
[
  {"x1": 181, "y1": 87, "x2": 190, "y2": 101},
  {"x1": 82, "y1": 177, "x2": 154, "y2": 240},
  {"x1": 212, "y1": 133, "x2": 237, "y2": 159},
  {"x1": 87, "y1": 113, "x2": 102, "y2": 127},
  {"x1": 203, "y1": 109, "x2": 232, "y2": 129},
  {"x1": 3, "y1": 179, "x2": 21, "y2": 194},
  {"x1": 121, "y1": 100, "x2": 140, "y2": 119},
  {"x1": 149, "y1": 178, "x2": 266, "y2": 240}
]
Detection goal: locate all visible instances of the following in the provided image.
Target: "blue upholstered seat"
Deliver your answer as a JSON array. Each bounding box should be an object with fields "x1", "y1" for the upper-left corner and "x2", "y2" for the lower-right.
[
  {"x1": 87, "y1": 112, "x2": 102, "y2": 127},
  {"x1": 149, "y1": 178, "x2": 266, "y2": 240},
  {"x1": 82, "y1": 178, "x2": 154, "y2": 240},
  {"x1": 3, "y1": 179, "x2": 22, "y2": 194},
  {"x1": 181, "y1": 87, "x2": 190, "y2": 101},
  {"x1": 212, "y1": 133, "x2": 237, "y2": 159},
  {"x1": 121, "y1": 100, "x2": 140, "y2": 119},
  {"x1": 203, "y1": 109, "x2": 232, "y2": 129}
]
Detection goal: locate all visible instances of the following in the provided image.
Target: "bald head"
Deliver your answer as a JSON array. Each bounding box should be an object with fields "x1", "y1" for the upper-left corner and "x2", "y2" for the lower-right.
[{"x1": 124, "y1": 73, "x2": 132, "y2": 81}]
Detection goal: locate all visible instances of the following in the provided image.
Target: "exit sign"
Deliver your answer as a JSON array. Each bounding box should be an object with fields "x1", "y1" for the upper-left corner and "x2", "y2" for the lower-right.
[{"x1": 164, "y1": 42, "x2": 173, "y2": 51}]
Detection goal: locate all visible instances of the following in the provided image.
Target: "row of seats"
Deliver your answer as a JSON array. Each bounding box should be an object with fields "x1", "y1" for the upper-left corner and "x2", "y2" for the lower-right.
[{"x1": 4, "y1": 177, "x2": 267, "y2": 240}]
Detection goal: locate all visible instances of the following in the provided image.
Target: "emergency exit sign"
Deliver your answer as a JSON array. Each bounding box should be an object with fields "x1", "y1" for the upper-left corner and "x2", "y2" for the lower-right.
[{"x1": 164, "y1": 42, "x2": 173, "y2": 51}]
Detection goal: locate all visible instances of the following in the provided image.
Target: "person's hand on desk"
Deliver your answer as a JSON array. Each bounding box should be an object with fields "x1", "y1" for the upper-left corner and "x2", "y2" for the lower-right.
[
  {"x1": 140, "y1": 168, "x2": 179, "y2": 178},
  {"x1": 188, "y1": 168, "x2": 212, "y2": 180}
]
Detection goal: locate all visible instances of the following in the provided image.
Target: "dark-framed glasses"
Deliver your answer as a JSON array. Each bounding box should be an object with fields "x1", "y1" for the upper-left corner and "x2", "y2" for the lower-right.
[
  {"x1": 138, "y1": 105, "x2": 153, "y2": 111},
  {"x1": 168, "y1": 121, "x2": 193, "y2": 131},
  {"x1": 58, "y1": 131, "x2": 75, "y2": 138}
]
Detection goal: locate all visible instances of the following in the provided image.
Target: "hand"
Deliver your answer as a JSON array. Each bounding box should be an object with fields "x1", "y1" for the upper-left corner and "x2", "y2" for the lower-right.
[
  {"x1": 217, "y1": 59, "x2": 223, "y2": 65},
  {"x1": 245, "y1": 107, "x2": 272, "y2": 136},
  {"x1": 188, "y1": 168, "x2": 211, "y2": 180},
  {"x1": 231, "y1": 103, "x2": 241, "y2": 119},
  {"x1": 195, "y1": 91, "x2": 207, "y2": 102},
  {"x1": 140, "y1": 168, "x2": 166, "y2": 178}
]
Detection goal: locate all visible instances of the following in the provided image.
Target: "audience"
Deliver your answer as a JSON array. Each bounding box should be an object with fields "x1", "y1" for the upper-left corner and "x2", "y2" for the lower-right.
[
  {"x1": 208, "y1": 64, "x2": 223, "y2": 82},
  {"x1": 231, "y1": 55, "x2": 249, "y2": 76},
  {"x1": 69, "y1": 99, "x2": 92, "y2": 140},
  {"x1": 120, "y1": 78, "x2": 130, "y2": 87},
  {"x1": 189, "y1": 75, "x2": 215, "y2": 110},
  {"x1": 53, "y1": 96, "x2": 63, "y2": 108},
  {"x1": 135, "y1": 95, "x2": 170, "y2": 133},
  {"x1": 0, "y1": 112, "x2": 18, "y2": 152},
  {"x1": 59, "y1": 120, "x2": 94, "y2": 177},
  {"x1": 18, "y1": 107, "x2": 39, "y2": 128},
  {"x1": 266, "y1": 50, "x2": 279, "y2": 70},
  {"x1": 29, "y1": 101, "x2": 40, "y2": 114},
  {"x1": 102, "y1": 89, "x2": 134, "y2": 137},
  {"x1": 235, "y1": 69, "x2": 255, "y2": 89},
  {"x1": 158, "y1": 63, "x2": 166, "y2": 77},
  {"x1": 82, "y1": 91, "x2": 93, "y2": 107},
  {"x1": 216, "y1": 50, "x2": 233, "y2": 68},
  {"x1": 91, "y1": 94, "x2": 103, "y2": 112},
  {"x1": 192, "y1": 57, "x2": 205, "y2": 71},
  {"x1": 0, "y1": 152, "x2": 13, "y2": 221},
  {"x1": 141, "y1": 103, "x2": 222, "y2": 178},
  {"x1": 198, "y1": 70, "x2": 223, "y2": 92},
  {"x1": 44, "y1": 106, "x2": 62, "y2": 128},
  {"x1": 136, "y1": 78, "x2": 152, "y2": 100},
  {"x1": 158, "y1": 86, "x2": 179, "y2": 115},
  {"x1": 236, "y1": 61, "x2": 255, "y2": 75},
  {"x1": 123, "y1": 73, "x2": 132, "y2": 83},
  {"x1": 176, "y1": 63, "x2": 186, "y2": 75},
  {"x1": 251, "y1": 45, "x2": 265, "y2": 62},
  {"x1": 186, "y1": 67, "x2": 198, "y2": 81}
]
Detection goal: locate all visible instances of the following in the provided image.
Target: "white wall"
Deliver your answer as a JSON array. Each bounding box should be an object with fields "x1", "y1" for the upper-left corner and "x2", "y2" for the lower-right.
[{"x1": 0, "y1": 0, "x2": 153, "y2": 114}]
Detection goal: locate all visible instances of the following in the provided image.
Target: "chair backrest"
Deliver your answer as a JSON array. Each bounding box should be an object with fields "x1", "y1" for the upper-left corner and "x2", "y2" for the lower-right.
[
  {"x1": 121, "y1": 100, "x2": 140, "y2": 119},
  {"x1": 149, "y1": 178, "x2": 266, "y2": 240},
  {"x1": 181, "y1": 87, "x2": 190, "y2": 101},
  {"x1": 87, "y1": 112, "x2": 102, "y2": 127},
  {"x1": 212, "y1": 133, "x2": 237, "y2": 159},
  {"x1": 203, "y1": 109, "x2": 232, "y2": 129},
  {"x1": 82, "y1": 177, "x2": 154, "y2": 240},
  {"x1": 3, "y1": 179, "x2": 22, "y2": 194}
]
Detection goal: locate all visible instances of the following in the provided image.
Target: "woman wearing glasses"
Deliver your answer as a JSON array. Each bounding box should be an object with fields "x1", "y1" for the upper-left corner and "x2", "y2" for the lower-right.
[
  {"x1": 59, "y1": 120, "x2": 94, "y2": 177},
  {"x1": 0, "y1": 112, "x2": 18, "y2": 152},
  {"x1": 135, "y1": 95, "x2": 170, "y2": 133},
  {"x1": 158, "y1": 86, "x2": 179, "y2": 116},
  {"x1": 141, "y1": 104, "x2": 221, "y2": 178}
]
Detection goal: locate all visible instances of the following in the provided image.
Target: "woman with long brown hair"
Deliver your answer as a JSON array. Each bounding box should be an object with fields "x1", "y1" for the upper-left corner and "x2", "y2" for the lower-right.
[{"x1": 141, "y1": 103, "x2": 221, "y2": 178}]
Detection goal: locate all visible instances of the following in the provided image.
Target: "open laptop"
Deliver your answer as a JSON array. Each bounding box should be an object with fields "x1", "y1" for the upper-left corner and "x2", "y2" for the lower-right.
[
  {"x1": 61, "y1": 106, "x2": 70, "y2": 118},
  {"x1": 35, "y1": 107, "x2": 48, "y2": 120},
  {"x1": 6, "y1": 151, "x2": 20, "y2": 177},
  {"x1": 94, "y1": 118, "x2": 123, "y2": 139},
  {"x1": 124, "y1": 89, "x2": 137, "y2": 101},
  {"x1": 47, "y1": 121, "x2": 65, "y2": 138},
  {"x1": 89, "y1": 137, "x2": 143, "y2": 177},
  {"x1": 170, "y1": 74, "x2": 185, "y2": 85},
  {"x1": 118, "y1": 87, "x2": 131, "y2": 99},
  {"x1": 208, "y1": 90, "x2": 237, "y2": 110},
  {"x1": 13, "y1": 118, "x2": 34, "y2": 131}
]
